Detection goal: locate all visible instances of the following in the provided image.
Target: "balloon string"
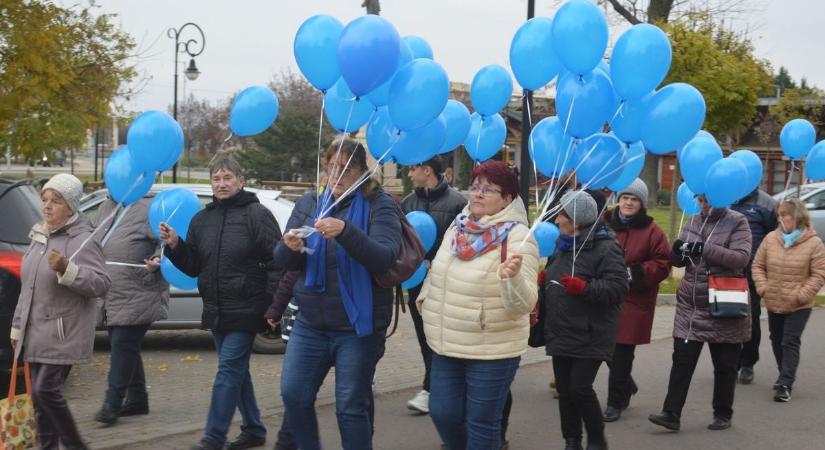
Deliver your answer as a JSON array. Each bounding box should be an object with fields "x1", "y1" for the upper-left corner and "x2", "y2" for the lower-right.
[
  {"x1": 318, "y1": 101, "x2": 356, "y2": 216},
  {"x1": 316, "y1": 95, "x2": 325, "y2": 195},
  {"x1": 101, "y1": 204, "x2": 133, "y2": 248},
  {"x1": 571, "y1": 196, "x2": 611, "y2": 268},
  {"x1": 219, "y1": 133, "x2": 233, "y2": 151},
  {"x1": 782, "y1": 160, "x2": 797, "y2": 199},
  {"x1": 607, "y1": 101, "x2": 625, "y2": 129}
]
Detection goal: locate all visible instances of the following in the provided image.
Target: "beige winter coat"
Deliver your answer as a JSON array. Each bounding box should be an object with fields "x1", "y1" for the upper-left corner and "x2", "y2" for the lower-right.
[
  {"x1": 417, "y1": 198, "x2": 540, "y2": 360},
  {"x1": 752, "y1": 227, "x2": 825, "y2": 314}
]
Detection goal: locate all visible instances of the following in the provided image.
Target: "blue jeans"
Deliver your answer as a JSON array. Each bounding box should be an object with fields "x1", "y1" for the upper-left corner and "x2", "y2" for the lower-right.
[
  {"x1": 204, "y1": 331, "x2": 266, "y2": 446},
  {"x1": 280, "y1": 320, "x2": 385, "y2": 450},
  {"x1": 429, "y1": 354, "x2": 520, "y2": 450}
]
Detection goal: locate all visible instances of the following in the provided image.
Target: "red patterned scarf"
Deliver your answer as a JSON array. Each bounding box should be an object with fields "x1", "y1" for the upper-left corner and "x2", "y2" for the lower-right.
[{"x1": 450, "y1": 214, "x2": 516, "y2": 261}]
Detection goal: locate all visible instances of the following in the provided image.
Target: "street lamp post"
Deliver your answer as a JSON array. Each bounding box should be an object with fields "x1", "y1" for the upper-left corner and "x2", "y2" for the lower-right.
[
  {"x1": 519, "y1": 0, "x2": 535, "y2": 204},
  {"x1": 167, "y1": 22, "x2": 205, "y2": 183}
]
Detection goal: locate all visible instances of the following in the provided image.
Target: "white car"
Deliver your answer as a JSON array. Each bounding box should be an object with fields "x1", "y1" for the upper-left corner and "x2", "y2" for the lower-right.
[
  {"x1": 80, "y1": 184, "x2": 296, "y2": 354},
  {"x1": 773, "y1": 182, "x2": 825, "y2": 240}
]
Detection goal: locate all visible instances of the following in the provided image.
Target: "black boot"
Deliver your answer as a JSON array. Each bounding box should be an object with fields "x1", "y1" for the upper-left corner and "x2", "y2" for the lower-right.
[
  {"x1": 94, "y1": 405, "x2": 118, "y2": 425},
  {"x1": 564, "y1": 437, "x2": 583, "y2": 450},
  {"x1": 603, "y1": 405, "x2": 621, "y2": 422},
  {"x1": 648, "y1": 411, "x2": 680, "y2": 431},
  {"x1": 586, "y1": 432, "x2": 608, "y2": 450}
]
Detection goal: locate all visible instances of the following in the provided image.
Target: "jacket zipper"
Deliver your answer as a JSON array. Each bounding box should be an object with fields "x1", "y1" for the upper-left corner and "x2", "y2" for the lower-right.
[
  {"x1": 439, "y1": 255, "x2": 454, "y2": 350},
  {"x1": 214, "y1": 206, "x2": 228, "y2": 329}
]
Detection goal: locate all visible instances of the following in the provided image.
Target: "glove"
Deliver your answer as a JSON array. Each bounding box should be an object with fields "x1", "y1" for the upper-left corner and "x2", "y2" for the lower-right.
[
  {"x1": 672, "y1": 240, "x2": 704, "y2": 257},
  {"x1": 560, "y1": 274, "x2": 587, "y2": 296},
  {"x1": 537, "y1": 270, "x2": 546, "y2": 287}
]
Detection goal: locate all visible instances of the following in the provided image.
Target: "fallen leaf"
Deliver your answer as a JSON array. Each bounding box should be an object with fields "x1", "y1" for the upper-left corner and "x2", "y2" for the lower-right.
[
  {"x1": 158, "y1": 364, "x2": 169, "y2": 372},
  {"x1": 181, "y1": 355, "x2": 202, "y2": 362}
]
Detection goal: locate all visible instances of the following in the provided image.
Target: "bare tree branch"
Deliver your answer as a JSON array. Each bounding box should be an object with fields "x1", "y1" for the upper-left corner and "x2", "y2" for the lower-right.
[{"x1": 602, "y1": 0, "x2": 643, "y2": 24}]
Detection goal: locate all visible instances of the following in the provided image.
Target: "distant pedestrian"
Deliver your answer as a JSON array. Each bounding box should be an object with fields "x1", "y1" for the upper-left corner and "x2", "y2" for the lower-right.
[
  {"x1": 161, "y1": 152, "x2": 283, "y2": 450},
  {"x1": 11, "y1": 173, "x2": 111, "y2": 450},
  {"x1": 751, "y1": 198, "x2": 825, "y2": 402},
  {"x1": 543, "y1": 190, "x2": 628, "y2": 450}
]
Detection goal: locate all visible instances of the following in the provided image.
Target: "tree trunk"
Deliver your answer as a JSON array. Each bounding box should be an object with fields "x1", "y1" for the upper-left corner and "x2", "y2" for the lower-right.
[
  {"x1": 668, "y1": 159, "x2": 681, "y2": 242},
  {"x1": 647, "y1": 0, "x2": 675, "y2": 23},
  {"x1": 641, "y1": 154, "x2": 659, "y2": 206}
]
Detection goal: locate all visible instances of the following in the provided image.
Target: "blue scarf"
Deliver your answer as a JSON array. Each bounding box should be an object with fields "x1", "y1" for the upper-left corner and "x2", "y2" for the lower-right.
[
  {"x1": 304, "y1": 189, "x2": 374, "y2": 336},
  {"x1": 557, "y1": 226, "x2": 610, "y2": 251},
  {"x1": 782, "y1": 229, "x2": 802, "y2": 249}
]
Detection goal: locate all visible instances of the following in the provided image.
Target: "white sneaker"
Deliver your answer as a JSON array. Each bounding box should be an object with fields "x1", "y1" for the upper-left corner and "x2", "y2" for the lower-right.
[{"x1": 406, "y1": 390, "x2": 430, "y2": 414}]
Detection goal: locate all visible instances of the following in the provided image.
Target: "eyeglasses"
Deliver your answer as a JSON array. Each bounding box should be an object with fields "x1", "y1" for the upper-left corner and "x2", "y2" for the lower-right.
[{"x1": 469, "y1": 184, "x2": 502, "y2": 196}]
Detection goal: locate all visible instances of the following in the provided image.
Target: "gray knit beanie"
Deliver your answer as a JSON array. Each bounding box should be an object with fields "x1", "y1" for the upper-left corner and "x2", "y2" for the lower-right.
[
  {"x1": 42, "y1": 173, "x2": 83, "y2": 212},
  {"x1": 618, "y1": 178, "x2": 649, "y2": 208},
  {"x1": 561, "y1": 190, "x2": 598, "y2": 228}
]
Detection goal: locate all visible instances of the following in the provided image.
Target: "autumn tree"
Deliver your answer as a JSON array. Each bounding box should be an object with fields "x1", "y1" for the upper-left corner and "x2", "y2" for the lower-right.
[
  {"x1": 0, "y1": 0, "x2": 137, "y2": 160},
  {"x1": 175, "y1": 94, "x2": 231, "y2": 162}
]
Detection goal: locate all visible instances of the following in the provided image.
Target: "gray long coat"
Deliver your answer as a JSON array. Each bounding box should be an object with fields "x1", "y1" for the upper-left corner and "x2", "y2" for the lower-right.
[
  {"x1": 11, "y1": 215, "x2": 111, "y2": 365},
  {"x1": 671, "y1": 208, "x2": 752, "y2": 344},
  {"x1": 93, "y1": 198, "x2": 169, "y2": 326}
]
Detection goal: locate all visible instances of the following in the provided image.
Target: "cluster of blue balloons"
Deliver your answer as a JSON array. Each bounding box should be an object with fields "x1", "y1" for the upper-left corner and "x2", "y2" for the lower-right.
[
  {"x1": 777, "y1": 118, "x2": 825, "y2": 181},
  {"x1": 402, "y1": 211, "x2": 437, "y2": 289},
  {"x1": 148, "y1": 188, "x2": 202, "y2": 289},
  {"x1": 294, "y1": 15, "x2": 462, "y2": 166}
]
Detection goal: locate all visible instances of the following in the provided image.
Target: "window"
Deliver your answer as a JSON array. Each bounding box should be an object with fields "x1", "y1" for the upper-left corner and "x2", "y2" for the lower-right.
[{"x1": 804, "y1": 190, "x2": 825, "y2": 211}]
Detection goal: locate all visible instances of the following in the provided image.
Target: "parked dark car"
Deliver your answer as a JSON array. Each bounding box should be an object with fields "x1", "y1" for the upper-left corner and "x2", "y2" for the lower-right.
[{"x1": 0, "y1": 179, "x2": 43, "y2": 371}]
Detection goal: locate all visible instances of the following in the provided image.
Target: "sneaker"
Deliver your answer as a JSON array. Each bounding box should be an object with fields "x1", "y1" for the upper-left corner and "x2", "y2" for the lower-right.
[
  {"x1": 226, "y1": 432, "x2": 266, "y2": 450},
  {"x1": 774, "y1": 385, "x2": 792, "y2": 402},
  {"x1": 406, "y1": 390, "x2": 430, "y2": 414},
  {"x1": 738, "y1": 366, "x2": 754, "y2": 384}
]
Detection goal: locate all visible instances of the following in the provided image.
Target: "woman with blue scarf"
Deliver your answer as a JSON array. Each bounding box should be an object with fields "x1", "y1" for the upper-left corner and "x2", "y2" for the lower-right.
[
  {"x1": 543, "y1": 190, "x2": 628, "y2": 450},
  {"x1": 274, "y1": 139, "x2": 401, "y2": 450},
  {"x1": 751, "y1": 198, "x2": 825, "y2": 403},
  {"x1": 418, "y1": 161, "x2": 541, "y2": 450}
]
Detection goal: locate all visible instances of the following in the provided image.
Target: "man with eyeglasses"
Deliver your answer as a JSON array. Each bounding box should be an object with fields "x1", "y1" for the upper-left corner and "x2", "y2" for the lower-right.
[{"x1": 401, "y1": 156, "x2": 466, "y2": 414}]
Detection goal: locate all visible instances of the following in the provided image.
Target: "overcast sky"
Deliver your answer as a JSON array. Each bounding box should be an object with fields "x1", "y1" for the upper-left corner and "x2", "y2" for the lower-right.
[{"x1": 89, "y1": 0, "x2": 825, "y2": 112}]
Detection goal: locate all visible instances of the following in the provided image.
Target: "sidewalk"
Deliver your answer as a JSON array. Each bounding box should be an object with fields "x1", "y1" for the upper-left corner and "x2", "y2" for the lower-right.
[{"x1": 66, "y1": 303, "x2": 680, "y2": 449}]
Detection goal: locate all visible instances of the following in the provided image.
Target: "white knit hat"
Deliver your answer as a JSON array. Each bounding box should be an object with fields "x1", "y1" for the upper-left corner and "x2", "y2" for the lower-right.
[{"x1": 42, "y1": 173, "x2": 83, "y2": 212}]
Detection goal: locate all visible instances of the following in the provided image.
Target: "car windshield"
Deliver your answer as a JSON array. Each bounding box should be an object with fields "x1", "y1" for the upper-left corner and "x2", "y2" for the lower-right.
[{"x1": 0, "y1": 181, "x2": 42, "y2": 244}]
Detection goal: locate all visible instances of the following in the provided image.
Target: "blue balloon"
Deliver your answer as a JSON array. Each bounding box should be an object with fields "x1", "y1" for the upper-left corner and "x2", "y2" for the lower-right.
[
  {"x1": 510, "y1": 17, "x2": 562, "y2": 90},
  {"x1": 127, "y1": 110, "x2": 184, "y2": 173},
  {"x1": 575, "y1": 133, "x2": 625, "y2": 189},
  {"x1": 161, "y1": 257, "x2": 198, "y2": 290},
  {"x1": 365, "y1": 41, "x2": 414, "y2": 107},
  {"x1": 696, "y1": 130, "x2": 714, "y2": 140},
  {"x1": 611, "y1": 93, "x2": 652, "y2": 144},
  {"x1": 607, "y1": 141, "x2": 646, "y2": 192},
  {"x1": 705, "y1": 158, "x2": 749, "y2": 208},
  {"x1": 401, "y1": 261, "x2": 428, "y2": 289},
  {"x1": 403, "y1": 35, "x2": 433, "y2": 60},
  {"x1": 641, "y1": 83, "x2": 706, "y2": 155},
  {"x1": 388, "y1": 59, "x2": 450, "y2": 131},
  {"x1": 366, "y1": 107, "x2": 398, "y2": 160},
  {"x1": 470, "y1": 65, "x2": 513, "y2": 116},
  {"x1": 551, "y1": 0, "x2": 608, "y2": 75},
  {"x1": 529, "y1": 116, "x2": 574, "y2": 177},
  {"x1": 324, "y1": 78, "x2": 375, "y2": 133},
  {"x1": 439, "y1": 100, "x2": 471, "y2": 154},
  {"x1": 534, "y1": 222, "x2": 561, "y2": 257},
  {"x1": 294, "y1": 15, "x2": 344, "y2": 92},
  {"x1": 230, "y1": 86, "x2": 280, "y2": 137},
  {"x1": 464, "y1": 113, "x2": 506, "y2": 162},
  {"x1": 780, "y1": 119, "x2": 816, "y2": 160},
  {"x1": 337, "y1": 15, "x2": 401, "y2": 97},
  {"x1": 610, "y1": 24, "x2": 672, "y2": 101},
  {"x1": 391, "y1": 116, "x2": 447, "y2": 165},
  {"x1": 679, "y1": 137, "x2": 722, "y2": 195},
  {"x1": 105, "y1": 146, "x2": 154, "y2": 206},
  {"x1": 677, "y1": 183, "x2": 700, "y2": 216},
  {"x1": 730, "y1": 150, "x2": 763, "y2": 196},
  {"x1": 148, "y1": 188, "x2": 201, "y2": 240},
  {"x1": 555, "y1": 69, "x2": 614, "y2": 138},
  {"x1": 406, "y1": 211, "x2": 437, "y2": 252},
  {"x1": 807, "y1": 141, "x2": 825, "y2": 181}
]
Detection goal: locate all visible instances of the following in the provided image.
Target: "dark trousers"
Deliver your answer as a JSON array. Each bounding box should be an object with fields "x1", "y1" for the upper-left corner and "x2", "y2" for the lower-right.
[
  {"x1": 739, "y1": 278, "x2": 762, "y2": 368},
  {"x1": 662, "y1": 339, "x2": 741, "y2": 419},
  {"x1": 553, "y1": 356, "x2": 604, "y2": 440},
  {"x1": 768, "y1": 308, "x2": 812, "y2": 388},
  {"x1": 30, "y1": 363, "x2": 86, "y2": 450},
  {"x1": 407, "y1": 286, "x2": 433, "y2": 392},
  {"x1": 103, "y1": 324, "x2": 150, "y2": 410},
  {"x1": 606, "y1": 343, "x2": 636, "y2": 408}
]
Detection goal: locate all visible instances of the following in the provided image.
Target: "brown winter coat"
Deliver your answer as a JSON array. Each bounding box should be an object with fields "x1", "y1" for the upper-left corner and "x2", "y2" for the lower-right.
[
  {"x1": 671, "y1": 208, "x2": 752, "y2": 344},
  {"x1": 11, "y1": 215, "x2": 111, "y2": 365},
  {"x1": 751, "y1": 227, "x2": 825, "y2": 314}
]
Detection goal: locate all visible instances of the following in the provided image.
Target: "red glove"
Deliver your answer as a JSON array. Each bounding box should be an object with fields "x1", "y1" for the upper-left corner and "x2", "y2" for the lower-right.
[
  {"x1": 537, "y1": 270, "x2": 546, "y2": 287},
  {"x1": 560, "y1": 274, "x2": 587, "y2": 296}
]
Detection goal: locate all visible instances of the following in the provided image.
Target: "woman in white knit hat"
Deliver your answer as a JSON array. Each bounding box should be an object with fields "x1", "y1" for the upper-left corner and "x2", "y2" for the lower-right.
[
  {"x1": 11, "y1": 173, "x2": 111, "y2": 450},
  {"x1": 542, "y1": 190, "x2": 628, "y2": 450}
]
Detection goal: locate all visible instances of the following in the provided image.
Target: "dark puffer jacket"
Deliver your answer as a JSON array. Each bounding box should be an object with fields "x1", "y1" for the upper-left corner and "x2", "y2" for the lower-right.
[
  {"x1": 543, "y1": 223, "x2": 629, "y2": 361},
  {"x1": 401, "y1": 175, "x2": 466, "y2": 261},
  {"x1": 671, "y1": 208, "x2": 752, "y2": 343},
  {"x1": 273, "y1": 183, "x2": 401, "y2": 333},
  {"x1": 731, "y1": 189, "x2": 777, "y2": 268},
  {"x1": 167, "y1": 190, "x2": 282, "y2": 332}
]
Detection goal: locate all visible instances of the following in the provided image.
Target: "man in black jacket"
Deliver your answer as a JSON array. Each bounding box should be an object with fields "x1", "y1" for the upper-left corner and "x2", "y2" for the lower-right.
[
  {"x1": 731, "y1": 188, "x2": 777, "y2": 384},
  {"x1": 160, "y1": 152, "x2": 282, "y2": 450},
  {"x1": 400, "y1": 156, "x2": 466, "y2": 414}
]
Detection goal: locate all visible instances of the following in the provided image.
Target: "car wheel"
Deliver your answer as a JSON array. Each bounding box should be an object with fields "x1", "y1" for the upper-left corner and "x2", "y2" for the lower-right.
[{"x1": 252, "y1": 327, "x2": 286, "y2": 354}]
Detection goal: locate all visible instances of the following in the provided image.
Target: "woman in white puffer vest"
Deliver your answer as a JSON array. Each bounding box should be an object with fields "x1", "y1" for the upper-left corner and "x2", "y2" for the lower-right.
[{"x1": 417, "y1": 161, "x2": 540, "y2": 450}]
